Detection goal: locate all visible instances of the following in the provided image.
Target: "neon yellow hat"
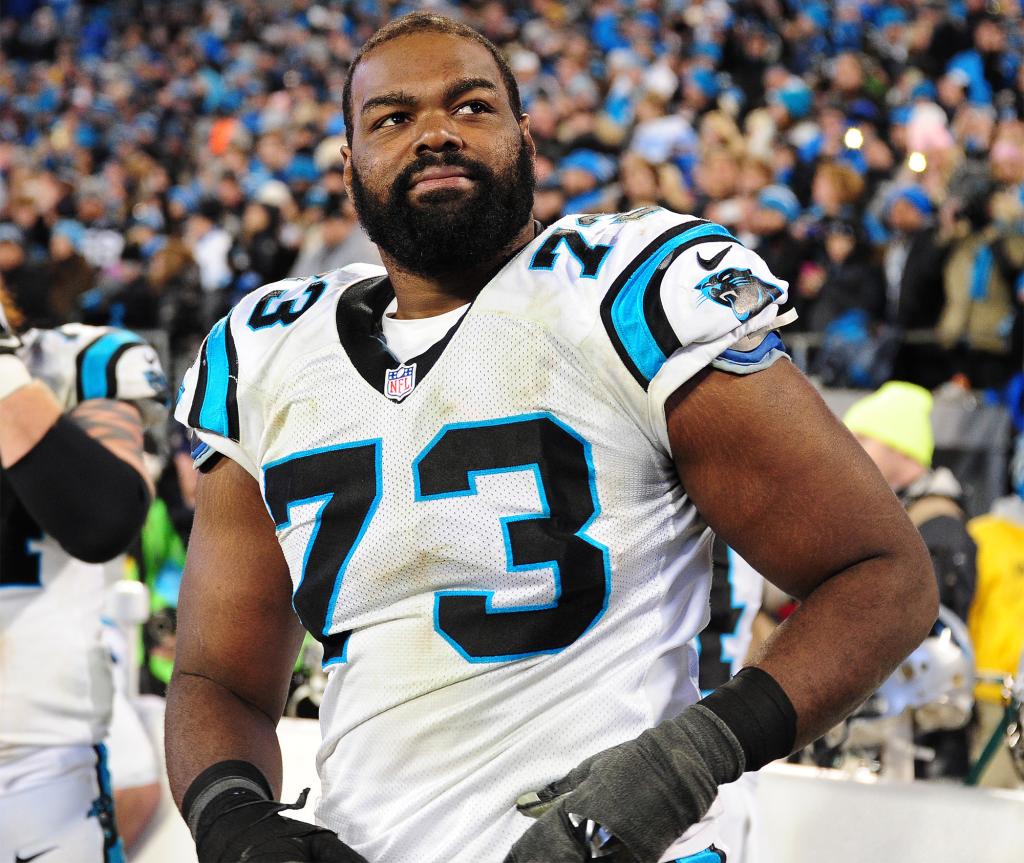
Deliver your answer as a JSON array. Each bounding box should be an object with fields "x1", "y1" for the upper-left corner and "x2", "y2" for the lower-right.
[{"x1": 843, "y1": 381, "x2": 934, "y2": 467}]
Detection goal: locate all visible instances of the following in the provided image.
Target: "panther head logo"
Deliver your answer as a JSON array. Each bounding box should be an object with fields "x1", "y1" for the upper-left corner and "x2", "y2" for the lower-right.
[{"x1": 695, "y1": 267, "x2": 785, "y2": 321}]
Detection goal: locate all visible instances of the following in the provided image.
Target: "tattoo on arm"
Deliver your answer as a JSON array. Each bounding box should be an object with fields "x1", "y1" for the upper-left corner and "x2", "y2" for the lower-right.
[{"x1": 70, "y1": 399, "x2": 152, "y2": 493}]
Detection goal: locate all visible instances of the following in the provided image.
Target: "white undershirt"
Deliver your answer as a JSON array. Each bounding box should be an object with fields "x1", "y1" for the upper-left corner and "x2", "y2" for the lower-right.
[{"x1": 380, "y1": 298, "x2": 470, "y2": 363}]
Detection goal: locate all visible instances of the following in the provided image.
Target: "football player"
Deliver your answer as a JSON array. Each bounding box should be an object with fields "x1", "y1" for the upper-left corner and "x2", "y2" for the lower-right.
[
  {"x1": 168, "y1": 13, "x2": 937, "y2": 863},
  {"x1": 0, "y1": 286, "x2": 168, "y2": 862}
]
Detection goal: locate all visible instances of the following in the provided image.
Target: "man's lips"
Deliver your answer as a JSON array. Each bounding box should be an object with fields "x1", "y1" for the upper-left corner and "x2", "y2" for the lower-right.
[{"x1": 409, "y1": 166, "x2": 475, "y2": 192}]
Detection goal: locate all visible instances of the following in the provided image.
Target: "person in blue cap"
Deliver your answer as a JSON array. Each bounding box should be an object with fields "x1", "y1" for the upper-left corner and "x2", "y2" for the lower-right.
[
  {"x1": 45, "y1": 220, "x2": 97, "y2": 324},
  {"x1": 683, "y1": 67, "x2": 720, "y2": 118},
  {"x1": 750, "y1": 185, "x2": 807, "y2": 322},
  {"x1": 882, "y1": 186, "x2": 952, "y2": 386}
]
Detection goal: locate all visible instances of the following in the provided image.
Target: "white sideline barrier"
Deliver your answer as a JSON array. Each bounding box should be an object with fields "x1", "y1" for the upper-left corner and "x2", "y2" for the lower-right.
[
  {"x1": 132, "y1": 707, "x2": 321, "y2": 863},
  {"x1": 753, "y1": 763, "x2": 1024, "y2": 863},
  {"x1": 131, "y1": 703, "x2": 1024, "y2": 862}
]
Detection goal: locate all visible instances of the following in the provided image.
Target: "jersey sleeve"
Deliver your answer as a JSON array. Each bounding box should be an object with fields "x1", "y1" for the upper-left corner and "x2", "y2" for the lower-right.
[
  {"x1": 173, "y1": 271, "x2": 365, "y2": 478},
  {"x1": 174, "y1": 308, "x2": 256, "y2": 477},
  {"x1": 590, "y1": 209, "x2": 792, "y2": 450},
  {"x1": 70, "y1": 326, "x2": 171, "y2": 427}
]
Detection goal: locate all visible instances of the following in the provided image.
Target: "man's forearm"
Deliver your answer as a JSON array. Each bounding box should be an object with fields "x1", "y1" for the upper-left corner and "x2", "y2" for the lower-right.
[
  {"x1": 2, "y1": 401, "x2": 150, "y2": 565},
  {"x1": 0, "y1": 380, "x2": 62, "y2": 467},
  {"x1": 166, "y1": 670, "x2": 287, "y2": 810},
  {"x1": 751, "y1": 545, "x2": 938, "y2": 749}
]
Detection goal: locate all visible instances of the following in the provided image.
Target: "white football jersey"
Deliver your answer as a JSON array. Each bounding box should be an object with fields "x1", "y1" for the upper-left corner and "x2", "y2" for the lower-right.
[
  {"x1": 0, "y1": 325, "x2": 168, "y2": 760},
  {"x1": 176, "y1": 208, "x2": 789, "y2": 863}
]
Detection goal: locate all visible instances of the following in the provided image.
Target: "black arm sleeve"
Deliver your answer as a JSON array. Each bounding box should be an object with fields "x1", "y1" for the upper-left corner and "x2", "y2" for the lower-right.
[{"x1": 5, "y1": 415, "x2": 151, "y2": 563}]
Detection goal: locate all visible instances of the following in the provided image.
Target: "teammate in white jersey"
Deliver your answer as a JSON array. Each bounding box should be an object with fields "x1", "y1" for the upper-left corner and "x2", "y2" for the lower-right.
[
  {"x1": 0, "y1": 289, "x2": 168, "y2": 863},
  {"x1": 167, "y1": 13, "x2": 937, "y2": 863}
]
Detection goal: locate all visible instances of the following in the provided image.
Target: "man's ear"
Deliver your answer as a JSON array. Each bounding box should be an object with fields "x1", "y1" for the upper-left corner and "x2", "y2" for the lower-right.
[
  {"x1": 341, "y1": 145, "x2": 354, "y2": 200},
  {"x1": 519, "y1": 114, "x2": 537, "y2": 161}
]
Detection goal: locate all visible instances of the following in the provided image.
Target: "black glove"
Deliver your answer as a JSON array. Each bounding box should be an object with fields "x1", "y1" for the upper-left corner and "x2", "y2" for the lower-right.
[
  {"x1": 184, "y1": 762, "x2": 369, "y2": 863},
  {"x1": 505, "y1": 705, "x2": 745, "y2": 863},
  {"x1": 0, "y1": 300, "x2": 21, "y2": 353},
  {"x1": 195, "y1": 787, "x2": 368, "y2": 863}
]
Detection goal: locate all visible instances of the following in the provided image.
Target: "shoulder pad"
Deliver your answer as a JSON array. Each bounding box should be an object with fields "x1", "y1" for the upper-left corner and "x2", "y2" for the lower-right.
[
  {"x1": 23, "y1": 324, "x2": 169, "y2": 419},
  {"x1": 179, "y1": 267, "x2": 383, "y2": 444}
]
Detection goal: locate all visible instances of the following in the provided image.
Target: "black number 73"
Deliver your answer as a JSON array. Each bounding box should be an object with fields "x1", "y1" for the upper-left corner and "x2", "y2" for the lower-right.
[{"x1": 262, "y1": 414, "x2": 611, "y2": 665}]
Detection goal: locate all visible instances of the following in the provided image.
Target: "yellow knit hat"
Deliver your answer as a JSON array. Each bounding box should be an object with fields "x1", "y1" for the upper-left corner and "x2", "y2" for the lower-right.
[{"x1": 843, "y1": 381, "x2": 934, "y2": 467}]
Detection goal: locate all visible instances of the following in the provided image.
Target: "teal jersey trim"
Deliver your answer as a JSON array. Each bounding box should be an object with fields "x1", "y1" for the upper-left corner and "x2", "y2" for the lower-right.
[
  {"x1": 610, "y1": 222, "x2": 736, "y2": 383},
  {"x1": 674, "y1": 848, "x2": 726, "y2": 862},
  {"x1": 78, "y1": 330, "x2": 143, "y2": 401},
  {"x1": 198, "y1": 315, "x2": 233, "y2": 438}
]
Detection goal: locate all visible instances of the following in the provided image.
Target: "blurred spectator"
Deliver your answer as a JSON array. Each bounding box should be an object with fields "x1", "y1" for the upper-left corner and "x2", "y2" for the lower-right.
[
  {"x1": 966, "y1": 435, "x2": 1024, "y2": 789},
  {"x1": 184, "y1": 198, "x2": 232, "y2": 328},
  {"x1": 289, "y1": 193, "x2": 381, "y2": 278},
  {"x1": 882, "y1": 186, "x2": 951, "y2": 386},
  {"x1": 0, "y1": 223, "x2": 49, "y2": 328},
  {"x1": 147, "y1": 238, "x2": 204, "y2": 355},
  {"x1": 845, "y1": 382, "x2": 978, "y2": 779},
  {"x1": 748, "y1": 184, "x2": 807, "y2": 320},
  {"x1": 936, "y1": 163, "x2": 1024, "y2": 390},
  {"x1": 804, "y1": 216, "x2": 884, "y2": 334},
  {"x1": 844, "y1": 382, "x2": 977, "y2": 625},
  {"x1": 811, "y1": 218, "x2": 892, "y2": 386},
  {"x1": 229, "y1": 201, "x2": 297, "y2": 288},
  {"x1": 45, "y1": 219, "x2": 95, "y2": 323}
]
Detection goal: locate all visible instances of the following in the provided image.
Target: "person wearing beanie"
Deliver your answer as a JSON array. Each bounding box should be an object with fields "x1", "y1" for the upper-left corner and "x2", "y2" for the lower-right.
[
  {"x1": 882, "y1": 185, "x2": 950, "y2": 386},
  {"x1": 845, "y1": 382, "x2": 977, "y2": 780},
  {"x1": 751, "y1": 185, "x2": 807, "y2": 325},
  {"x1": 46, "y1": 219, "x2": 96, "y2": 324},
  {"x1": 844, "y1": 382, "x2": 976, "y2": 628}
]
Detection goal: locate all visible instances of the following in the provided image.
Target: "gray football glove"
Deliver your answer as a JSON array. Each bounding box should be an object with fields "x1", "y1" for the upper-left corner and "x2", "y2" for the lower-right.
[{"x1": 505, "y1": 705, "x2": 744, "y2": 863}]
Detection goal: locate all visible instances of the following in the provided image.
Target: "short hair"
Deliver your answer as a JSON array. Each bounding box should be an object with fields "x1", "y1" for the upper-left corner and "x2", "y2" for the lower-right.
[{"x1": 342, "y1": 13, "x2": 523, "y2": 146}]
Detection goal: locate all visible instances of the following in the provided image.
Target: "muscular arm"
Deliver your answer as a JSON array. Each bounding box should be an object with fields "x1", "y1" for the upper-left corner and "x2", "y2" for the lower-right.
[
  {"x1": 667, "y1": 360, "x2": 938, "y2": 748},
  {"x1": 166, "y1": 456, "x2": 306, "y2": 809},
  {"x1": 0, "y1": 382, "x2": 153, "y2": 562}
]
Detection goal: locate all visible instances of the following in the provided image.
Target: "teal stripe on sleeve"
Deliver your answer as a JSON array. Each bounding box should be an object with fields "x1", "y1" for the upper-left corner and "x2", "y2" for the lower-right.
[
  {"x1": 673, "y1": 849, "x2": 725, "y2": 863},
  {"x1": 610, "y1": 223, "x2": 735, "y2": 383},
  {"x1": 198, "y1": 315, "x2": 232, "y2": 437},
  {"x1": 79, "y1": 330, "x2": 143, "y2": 400}
]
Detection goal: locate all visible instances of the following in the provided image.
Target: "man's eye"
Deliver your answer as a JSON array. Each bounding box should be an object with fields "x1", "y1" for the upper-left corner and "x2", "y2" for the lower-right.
[
  {"x1": 378, "y1": 113, "x2": 409, "y2": 128},
  {"x1": 455, "y1": 101, "x2": 490, "y2": 115}
]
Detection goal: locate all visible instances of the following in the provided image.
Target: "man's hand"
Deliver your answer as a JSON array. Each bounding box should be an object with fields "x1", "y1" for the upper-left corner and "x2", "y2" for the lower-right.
[
  {"x1": 505, "y1": 705, "x2": 743, "y2": 863},
  {"x1": 195, "y1": 790, "x2": 368, "y2": 863}
]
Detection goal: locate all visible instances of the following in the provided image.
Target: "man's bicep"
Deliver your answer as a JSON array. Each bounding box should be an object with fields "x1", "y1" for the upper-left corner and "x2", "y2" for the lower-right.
[
  {"x1": 666, "y1": 360, "x2": 916, "y2": 599},
  {"x1": 176, "y1": 455, "x2": 306, "y2": 722}
]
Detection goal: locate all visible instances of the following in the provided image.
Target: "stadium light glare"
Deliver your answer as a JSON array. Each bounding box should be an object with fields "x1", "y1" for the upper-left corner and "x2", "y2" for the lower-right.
[
  {"x1": 908, "y1": 151, "x2": 927, "y2": 173},
  {"x1": 844, "y1": 127, "x2": 864, "y2": 150}
]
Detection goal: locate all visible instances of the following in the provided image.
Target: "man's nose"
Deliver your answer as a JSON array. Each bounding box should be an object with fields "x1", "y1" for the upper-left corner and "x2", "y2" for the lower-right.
[{"x1": 414, "y1": 111, "x2": 464, "y2": 154}]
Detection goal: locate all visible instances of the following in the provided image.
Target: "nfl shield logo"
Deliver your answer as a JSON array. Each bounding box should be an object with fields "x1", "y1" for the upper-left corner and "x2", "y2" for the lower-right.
[{"x1": 384, "y1": 363, "x2": 417, "y2": 402}]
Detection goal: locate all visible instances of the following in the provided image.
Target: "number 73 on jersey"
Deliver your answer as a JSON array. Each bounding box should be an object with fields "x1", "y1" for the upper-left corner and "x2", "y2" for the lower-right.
[{"x1": 261, "y1": 413, "x2": 612, "y2": 666}]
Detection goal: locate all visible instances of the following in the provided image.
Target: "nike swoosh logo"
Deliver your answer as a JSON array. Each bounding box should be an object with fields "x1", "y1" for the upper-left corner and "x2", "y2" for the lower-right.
[
  {"x1": 696, "y1": 246, "x2": 731, "y2": 270},
  {"x1": 16, "y1": 850, "x2": 56, "y2": 863}
]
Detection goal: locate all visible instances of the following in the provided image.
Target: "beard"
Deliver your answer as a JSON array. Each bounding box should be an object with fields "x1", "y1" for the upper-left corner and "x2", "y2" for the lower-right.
[{"x1": 350, "y1": 136, "x2": 535, "y2": 277}]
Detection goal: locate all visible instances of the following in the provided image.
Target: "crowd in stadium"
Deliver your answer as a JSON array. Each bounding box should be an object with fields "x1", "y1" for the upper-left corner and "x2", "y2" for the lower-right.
[{"x1": 1, "y1": 0, "x2": 1023, "y2": 394}]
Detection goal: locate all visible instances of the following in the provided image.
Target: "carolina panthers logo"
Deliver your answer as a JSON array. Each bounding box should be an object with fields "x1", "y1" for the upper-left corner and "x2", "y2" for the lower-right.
[{"x1": 695, "y1": 267, "x2": 785, "y2": 321}]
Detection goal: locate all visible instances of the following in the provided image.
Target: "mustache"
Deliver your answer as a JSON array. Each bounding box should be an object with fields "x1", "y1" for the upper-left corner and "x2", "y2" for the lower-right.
[{"x1": 396, "y1": 152, "x2": 491, "y2": 192}]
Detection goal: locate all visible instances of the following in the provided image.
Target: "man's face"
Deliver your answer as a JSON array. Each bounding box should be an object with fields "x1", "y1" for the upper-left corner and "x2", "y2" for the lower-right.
[
  {"x1": 888, "y1": 198, "x2": 923, "y2": 233},
  {"x1": 0, "y1": 241, "x2": 24, "y2": 272},
  {"x1": 344, "y1": 32, "x2": 536, "y2": 277}
]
